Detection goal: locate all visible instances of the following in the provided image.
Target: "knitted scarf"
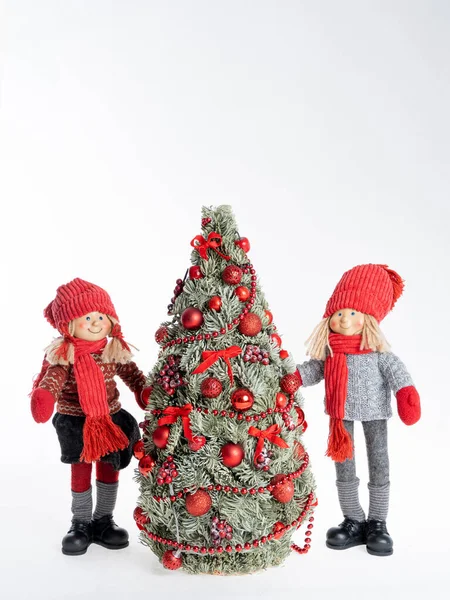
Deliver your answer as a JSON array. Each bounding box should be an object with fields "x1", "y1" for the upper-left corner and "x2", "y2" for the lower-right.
[
  {"x1": 70, "y1": 337, "x2": 129, "y2": 463},
  {"x1": 324, "y1": 333, "x2": 372, "y2": 462}
]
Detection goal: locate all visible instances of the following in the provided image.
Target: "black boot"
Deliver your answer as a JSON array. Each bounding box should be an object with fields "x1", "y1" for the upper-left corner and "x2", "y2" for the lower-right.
[
  {"x1": 62, "y1": 521, "x2": 93, "y2": 556},
  {"x1": 91, "y1": 515, "x2": 129, "y2": 550},
  {"x1": 366, "y1": 520, "x2": 393, "y2": 556},
  {"x1": 326, "y1": 517, "x2": 366, "y2": 550}
]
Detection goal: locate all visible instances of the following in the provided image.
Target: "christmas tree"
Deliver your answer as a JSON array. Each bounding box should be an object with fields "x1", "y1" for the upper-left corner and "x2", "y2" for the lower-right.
[{"x1": 134, "y1": 205, "x2": 316, "y2": 574}]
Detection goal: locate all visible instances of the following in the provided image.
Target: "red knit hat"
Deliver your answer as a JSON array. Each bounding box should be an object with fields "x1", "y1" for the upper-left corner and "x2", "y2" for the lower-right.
[
  {"x1": 323, "y1": 264, "x2": 404, "y2": 322},
  {"x1": 44, "y1": 278, "x2": 119, "y2": 334}
]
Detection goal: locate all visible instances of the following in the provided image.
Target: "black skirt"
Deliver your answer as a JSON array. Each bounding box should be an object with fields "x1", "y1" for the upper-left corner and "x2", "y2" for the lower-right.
[{"x1": 52, "y1": 409, "x2": 140, "y2": 471}]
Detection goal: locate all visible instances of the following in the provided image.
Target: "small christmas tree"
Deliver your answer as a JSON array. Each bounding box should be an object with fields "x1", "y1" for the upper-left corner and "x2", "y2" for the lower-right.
[{"x1": 135, "y1": 206, "x2": 316, "y2": 574}]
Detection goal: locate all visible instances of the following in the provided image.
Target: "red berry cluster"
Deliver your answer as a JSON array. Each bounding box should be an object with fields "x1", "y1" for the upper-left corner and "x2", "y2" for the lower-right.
[
  {"x1": 243, "y1": 345, "x2": 270, "y2": 365},
  {"x1": 168, "y1": 278, "x2": 185, "y2": 315},
  {"x1": 156, "y1": 456, "x2": 179, "y2": 485},
  {"x1": 211, "y1": 516, "x2": 233, "y2": 546},
  {"x1": 255, "y1": 446, "x2": 273, "y2": 471},
  {"x1": 201, "y1": 217, "x2": 212, "y2": 227},
  {"x1": 156, "y1": 355, "x2": 185, "y2": 395},
  {"x1": 282, "y1": 411, "x2": 296, "y2": 431}
]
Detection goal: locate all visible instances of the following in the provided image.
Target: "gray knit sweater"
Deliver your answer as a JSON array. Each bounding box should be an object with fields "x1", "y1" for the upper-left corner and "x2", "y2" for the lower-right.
[{"x1": 297, "y1": 352, "x2": 414, "y2": 421}]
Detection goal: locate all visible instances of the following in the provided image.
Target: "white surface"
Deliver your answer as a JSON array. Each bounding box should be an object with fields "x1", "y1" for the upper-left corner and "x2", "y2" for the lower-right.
[{"x1": 1, "y1": 1, "x2": 449, "y2": 599}]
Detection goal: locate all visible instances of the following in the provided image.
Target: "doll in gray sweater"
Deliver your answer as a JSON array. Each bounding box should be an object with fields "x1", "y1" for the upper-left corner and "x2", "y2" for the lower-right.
[{"x1": 295, "y1": 264, "x2": 421, "y2": 556}]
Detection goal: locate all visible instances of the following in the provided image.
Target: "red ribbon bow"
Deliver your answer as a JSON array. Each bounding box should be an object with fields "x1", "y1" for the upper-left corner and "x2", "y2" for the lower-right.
[
  {"x1": 190, "y1": 232, "x2": 230, "y2": 261},
  {"x1": 248, "y1": 424, "x2": 289, "y2": 465},
  {"x1": 158, "y1": 403, "x2": 194, "y2": 441},
  {"x1": 192, "y1": 346, "x2": 242, "y2": 385}
]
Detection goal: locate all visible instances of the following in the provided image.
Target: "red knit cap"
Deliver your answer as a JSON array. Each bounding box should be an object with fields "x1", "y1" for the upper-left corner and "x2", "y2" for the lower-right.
[
  {"x1": 323, "y1": 264, "x2": 404, "y2": 322},
  {"x1": 44, "y1": 278, "x2": 119, "y2": 334}
]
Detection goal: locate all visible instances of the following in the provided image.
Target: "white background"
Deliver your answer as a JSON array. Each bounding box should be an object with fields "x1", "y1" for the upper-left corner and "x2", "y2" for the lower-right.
[{"x1": 1, "y1": 1, "x2": 449, "y2": 599}]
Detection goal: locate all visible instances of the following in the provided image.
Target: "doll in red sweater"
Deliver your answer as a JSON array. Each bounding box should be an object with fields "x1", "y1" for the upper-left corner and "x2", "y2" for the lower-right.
[{"x1": 31, "y1": 278, "x2": 150, "y2": 556}]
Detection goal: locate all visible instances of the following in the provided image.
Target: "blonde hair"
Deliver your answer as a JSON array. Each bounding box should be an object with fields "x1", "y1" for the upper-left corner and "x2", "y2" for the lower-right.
[{"x1": 305, "y1": 314, "x2": 390, "y2": 360}]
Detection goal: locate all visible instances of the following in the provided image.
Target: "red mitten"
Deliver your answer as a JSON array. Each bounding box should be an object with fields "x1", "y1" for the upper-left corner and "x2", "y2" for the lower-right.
[
  {"x1": 31, "y1": 388, "x2": 56, "y2": 423},
  {"x1": 135, "y1": 386, "x2": 152, "y2": 410},
  {"x1": 396, "y1": 385, "x2": 421, "y2": 425}
]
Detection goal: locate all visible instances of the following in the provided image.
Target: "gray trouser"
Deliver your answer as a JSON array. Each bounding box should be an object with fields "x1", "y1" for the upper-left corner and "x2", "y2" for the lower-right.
[{"x1": 334, "y1": 419, "x2": 390, "y2": 522}]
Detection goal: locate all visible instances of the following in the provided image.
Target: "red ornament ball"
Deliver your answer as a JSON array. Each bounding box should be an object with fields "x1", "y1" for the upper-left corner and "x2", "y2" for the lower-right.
[
  {"x1": 189, "y1": 266, "x2": 204, "y2": 280},
  {"x1": 270, "y1": 474, "x2": 295, "y2": 504},
  {"x1": 239, "y1": 313, "x2": 262, "y2": 336},
  {"x1": 133, "y1": 439, "x2": 145, "y2": 460},
  {"x1": 295, "y1": 407, "x2": 305, "y2": 426},
  {"x1": 275, "y1": 392, "x2": 288, "y2": 409},
  {"x1": 133, "y1": 506, "x2": 149, "y2": 528},
  {"x1": 272, "y1": 521, "x2": 286, "y2": 540},
  {"x1": 162, "y1": 550, "x2": 183, "y2": 570},
  {"x1": 231, "y1": 388, "x2": 254, "y2": 411},
  {"x1": 235, "y1": 286, "x2": 250, "y2": 302},
  {"x1": 234, "y1": 237, "x2": 251, "y2": 253},
  {"x1": 220, "y1": 442, "x2": 245, "y2": 468},
  {"x1": 271, "y1": 333, "x2": 282, "y2": 347},
  {"x1": 138, "y1": 454, "x2": 156, "y2": 476},
  {"x1": 152, "y1": 425, "x2": 170, "y2": 449},
  {"x1": 280, "y1": 371, "x2": 302, "y2": 394},
  {"x1": 181, "y1": 307, "x2": 204, "y2": 330},
  {"x1": 155, "y1": 326, "x2": 169, "y2": 344},
  {"x1": 264, "y1": 310, "x2": 273, "y2": 325},
  {"x1": 294, "y1": 441, "x2": 305, "y2": 460},
  {"x1": 188, "y1": 435, "x2": 206, "y2": 452},
  {"x1": 201, "y1": 377, "x2": 223, "y2": 398},
  {"x1": 222, "y1": 265, "x2": 243, "y2": 285},
  {"x1": 208, "y1": 295, "x2": 222, "y2": 311},
  {"x1": 185, "y1": 489, "x2": 212, "y2": 516},
  {"x1": 279, "y1": 349, "x2": 289, "y2": 360}
]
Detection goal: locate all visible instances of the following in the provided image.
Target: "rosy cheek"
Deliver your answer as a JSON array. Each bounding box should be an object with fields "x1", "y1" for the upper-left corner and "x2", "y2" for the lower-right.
[{"x1": 330, "y1": 319, "x2": 338, "y2": 329}]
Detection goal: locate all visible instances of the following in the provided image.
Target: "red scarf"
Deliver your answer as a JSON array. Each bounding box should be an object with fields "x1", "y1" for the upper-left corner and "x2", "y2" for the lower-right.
[
  {"x1": 72, "y1": 338, "x2": 128, "y2": 463},
  {"x1": 324, "y1": 333, "x2": 372, "y2": 462}
]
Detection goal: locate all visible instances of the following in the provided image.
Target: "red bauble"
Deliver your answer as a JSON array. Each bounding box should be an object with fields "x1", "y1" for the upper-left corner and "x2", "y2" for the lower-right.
[
  {"x1": 279, "y1": 349, "x2": 289, "y2": 360},
  {"x1": 133, "y1": 506, "x2": 149, "y2": 528},
  {"x1": 234, "y1": 237, "x2": 251, "y2": 253},
  {"x1": 155, "y1": 326, "x2": 169, "y2": 344},
  {"x1": 280, "y1": 371, "x2": 302, "y2": 394},
  {"x1": 185, "y1": 489, "x2": 212, "y2": 516},
  {"x1": 133, "y1": 439, "x2": 145, "y2": 460},
  {"x1": 264, "y1": 310, "x2": 273, "y2": 325},
  {"x1": 275, "y1": 392, "x2": 288, "y2": 409},
  {"x1": 295, "y1": 407, "x2": 305, "y2": 427},
  {"x1": 222, "y1": 265, "x2": 243, "y2": 285},
  {"x1": 294, "y1": 441, "x2": 305, "y2": 460},
  {"x1": 302, "y1": 421, "x2": 308, "y2": 433},
  {"x1": 271, "y1": 333, "x2": 282, "y2": 347},
  {"x1": 208, "y1": 295, "x2": 222, "y2": 311},
  {"x1": 188, "y1": 435, "x2": 206, "y2": 451},
  {"x1": 181, "y1": 307, "x2": 204, "y2": 330},
  {"x1": 270, "y1": 474, "x2": 295, "y2": 503},
  {"x1": 189, "y1": 266, "x2": 204, "y2": 280},
  {"x1": 272, "y1": 521, "x2": 286, "y2": 540},
  {"x1": 201, "y1": 377, "x2": 223, "y2": 398},
  {"x1": 235, "y1": 286, "x2": 250, "y2": 302},
  {"x1": 231, "y1": 388, "x2": 254, "y2": 411},
  {"x1": 239, "y1": 313, "x2": 262, "y2": 336},
  {"x1": 138, "y1": 454, "x2": 156, "y2": 476},
  {"x1": 162, "y1": 550, "x2": 183, "y2": 570},
  {"x1": 220, "y1": 442, "x2": 245, "y2": 467},
  {"x1": 152, "y1": 425, "x2": 170, "y2": 449}
]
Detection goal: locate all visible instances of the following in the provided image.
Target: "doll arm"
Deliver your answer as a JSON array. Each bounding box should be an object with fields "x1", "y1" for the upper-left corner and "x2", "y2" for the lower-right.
[
  {"x1": 31, "y1": 364, "x2": 68, "y2": 423},
  {"x1": 379, "y1": 352, "x2": 421, "y2": 425},
  {"x1": 296, "y1": 359, "x2": 324, "y2": 387},
  {"x1": 116, "y1": 361, "x2": 151, "y2": 409}
]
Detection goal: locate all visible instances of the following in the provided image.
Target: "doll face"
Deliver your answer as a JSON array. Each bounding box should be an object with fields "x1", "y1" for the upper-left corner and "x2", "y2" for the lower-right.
[
  {"x1": 330, "y1": 308, "x2": 365, "y2": 336},
  {"x1": 72, "y1": 312, "x2": 112, "y2": 341}
]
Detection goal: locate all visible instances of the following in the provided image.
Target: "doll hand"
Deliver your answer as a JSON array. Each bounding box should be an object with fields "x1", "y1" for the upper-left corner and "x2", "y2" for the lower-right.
[
  {"x1": 31, "y1": 388, "x2": 56, "y2": 423},
  {"x1": 396, "y1": 386, "x2": 421, "y2": 425},
  {"x1": 135, "y1": 386, "x2": 152, "y2": 410}
]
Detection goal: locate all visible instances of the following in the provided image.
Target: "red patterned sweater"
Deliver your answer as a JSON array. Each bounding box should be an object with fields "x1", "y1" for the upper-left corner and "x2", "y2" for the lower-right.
[{"x1": 39, "y1": 354, "x2": 146, "y2": 417}]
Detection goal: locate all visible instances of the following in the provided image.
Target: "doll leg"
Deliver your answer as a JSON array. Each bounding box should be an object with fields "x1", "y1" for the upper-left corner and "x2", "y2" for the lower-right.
[
  {"x1": 326, "y1": 421, "x2": 366, "y2": 550},
  {"x1": 91, "y1": 462, "x2": 129, "y2": 550},
  {"x1": 362, "y1": 419, "x2": 393, "y2": 556},
  {"x1": 61, "y1": 463, "x2": 93, "y2": 556}
]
